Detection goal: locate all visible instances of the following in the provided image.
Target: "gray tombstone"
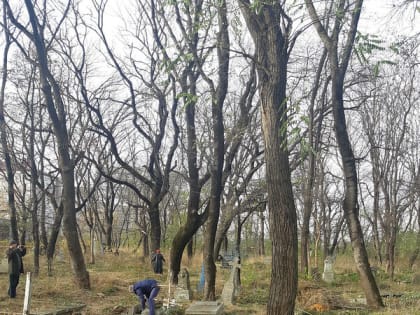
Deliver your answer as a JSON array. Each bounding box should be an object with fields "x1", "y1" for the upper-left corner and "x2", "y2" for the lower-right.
[
  {"x1": 221, "y1": 257, "x2": 241, "y2": 306},
  {"x1": 56, "y1": 248, "x2": 64, "y2": 263},
  {"x1": 174, "y1": 268, "x2": 192, "y2": 302},
  {"x1": 0, "y1": 258, "x2": 8, "y2": 273},
  {"x1": 322, "y1": 256, "x2": 335, "y2": 283},
  {"x1": 185, "y1": 301, "x2": 224, "y2": 315},
  {"x1": 412, "y1": 273, "x2": 420, "y2": 285}
]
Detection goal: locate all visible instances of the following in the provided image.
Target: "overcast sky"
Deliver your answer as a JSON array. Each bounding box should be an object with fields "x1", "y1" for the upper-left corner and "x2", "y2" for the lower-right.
[{"x1": 360, "y1": 0, "x2": 419, "y2": 38}]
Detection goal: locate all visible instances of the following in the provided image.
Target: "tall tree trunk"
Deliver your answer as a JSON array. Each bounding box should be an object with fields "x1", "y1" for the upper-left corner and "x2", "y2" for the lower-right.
[
  {"x1": 170, "y1": 212, "x2": 207, "y2": 284},
  {"x1": 305, "y1": 0, "x2": 383, "y2": 308},
  {"x1": 29, "y1": 119, "x2": 40, "y2": 276},
  {"x1": 90, "y1": 224, "x2": 95, "y2": 265},
  {"x1": 258, "y1": 211, "x2": 265, "y2": 256},
  {"x1": 408, "y1": 201, "x2": 420, "y2": 269},
  {"x1": 170, "y1": 62, "x2": 208, "y2": 283},
  {"x1": 202, "y1": 0, "x2": 229, "y2": 301},
  {"x1": 149, "y1": 205, "x2": 161, "y2": 255},
  {"x1": 238, "y1": 2, "x2": 298, "y2": 314},
  {"x1": 18, "y1": 0, "x2": 90, "y2": 289},
  {"x1": 301, "y1": 49, "x2": 327, "y2": 275},
  {"x1": 0, "y1": 5, "x2": 18, "y2": 242},
  {"x1": 47, "y1": 204, "x2": 63, "y2": 276}
]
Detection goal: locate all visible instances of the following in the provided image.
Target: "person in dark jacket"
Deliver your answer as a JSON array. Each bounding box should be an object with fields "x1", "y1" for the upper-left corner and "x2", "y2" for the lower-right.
[
  {"x1": 151, "y1": 248, "x2": 165, "y2": 274},
  {"x1": 131, "y1": 279, "x2": 160, "y2": 315},
  {"x1": 6, "y1": 240, "x2": 26, "y2": 298}
]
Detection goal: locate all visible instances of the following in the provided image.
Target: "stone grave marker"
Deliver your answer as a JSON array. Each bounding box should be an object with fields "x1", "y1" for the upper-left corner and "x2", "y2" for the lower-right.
[
  {"x1": 221, "y1": 257, "x2": 241, "y2": 306},
  {"x1": 185, "y1": 301, "x2": 224, "y2": 315},
  {"x1": 412, "y1": 273, "x2": 420, "y2": 285},
  {"x1": 322, "y1": 256, "x2": 335, "y2": 283},
  {"x1": 0, "y1": 258, "x2": 8, "y2": 273},
  {"x1": 56, "y1": 248, "x2": 64, "y2": 263},
  {"x1": 174, "y1": 267, "x2": 192, "y2": 302}
]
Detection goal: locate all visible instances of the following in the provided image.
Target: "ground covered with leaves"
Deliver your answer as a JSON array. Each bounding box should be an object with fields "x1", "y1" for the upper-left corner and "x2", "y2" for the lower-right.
[{"x1": 1, "y1": 249, "x2": 420, "y2": 314}]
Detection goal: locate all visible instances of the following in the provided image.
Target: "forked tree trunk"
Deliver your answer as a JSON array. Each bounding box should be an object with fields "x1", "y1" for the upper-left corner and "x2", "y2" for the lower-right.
[{"x1": 258, "y1": 212, "x2": 265, "y2": 256}]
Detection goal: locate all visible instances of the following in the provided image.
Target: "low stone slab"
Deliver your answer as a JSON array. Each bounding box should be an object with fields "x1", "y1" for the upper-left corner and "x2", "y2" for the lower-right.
[
  {"x1": 185, "y1": 301, "x2": 224, "y2": 315},
  {"x1": 126, "y1": 303, "x2": 164, "y2": 315},
  {"x1": 36, "y1": 304, "x2": 86, "y2": 315}
]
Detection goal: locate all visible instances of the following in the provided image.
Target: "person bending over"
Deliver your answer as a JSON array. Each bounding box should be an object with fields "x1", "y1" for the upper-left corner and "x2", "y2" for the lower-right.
[{"x1": 131, "y1": 279, "x2": 160, "y2": 315}]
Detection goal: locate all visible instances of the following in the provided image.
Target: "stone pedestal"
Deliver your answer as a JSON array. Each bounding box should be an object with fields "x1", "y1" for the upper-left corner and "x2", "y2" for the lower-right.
[{"x1": 185, "y1": 301, "x2": 224, "y2": 315}]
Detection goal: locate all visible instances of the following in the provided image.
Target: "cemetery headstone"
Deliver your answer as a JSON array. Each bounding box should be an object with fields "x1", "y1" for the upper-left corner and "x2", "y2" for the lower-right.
[
  {"x1": 185, "y1": 301, "x2": 224, "y2": 315},
  {"x1": 56, "y1": 248, "x2": 64, "y2": 263},
  {"x1": 0, "y1": 258, "x2": 8, "y2": 273},
  {"x1": 221, "y1": 257, "x2": 241, "y2": 306},
  {"x1": 174, "y1": 268, "x2": 192, "y2": 302},
  {"x1": 322, "y1": 256, "x2": 335, "y2": 283}
]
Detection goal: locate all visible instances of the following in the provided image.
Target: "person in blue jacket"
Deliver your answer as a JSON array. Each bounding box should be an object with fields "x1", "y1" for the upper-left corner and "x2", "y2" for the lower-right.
[{"x1": 131, "y1": 279, "x2": 160, "y2": 315}]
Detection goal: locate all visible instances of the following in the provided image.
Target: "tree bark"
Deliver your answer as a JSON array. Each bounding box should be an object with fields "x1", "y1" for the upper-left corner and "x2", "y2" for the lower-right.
[
  {"x1": 305, "y1": 0, "x2": 383, "y2": 308},
  {"x1": 15, "y1": 0, "x2": 90, "y2": 289},
  {"x1": 203, "y1": 0, "x2": 229, "y2": 300},
  {"x1": 237, "y1": 2, "x2": 298, "y2": 313},
  {"x1": 170, "y1": 211, "x2": 207, "y2": 284}
]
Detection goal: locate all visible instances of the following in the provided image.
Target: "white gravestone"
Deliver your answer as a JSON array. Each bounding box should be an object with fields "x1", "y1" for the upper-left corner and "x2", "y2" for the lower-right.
[{"x1": 322, "y1": 256, "x2": 335, "y2": 283}]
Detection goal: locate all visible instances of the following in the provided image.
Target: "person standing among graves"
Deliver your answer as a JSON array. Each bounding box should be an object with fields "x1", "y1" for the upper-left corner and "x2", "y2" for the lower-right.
[
  {"x1": 6, "y1": 240, "x2": 26, "y2": 298},
  {"x1": 151, "y1": 248, "x2": 165, "y2": 274},
  {"x1": 130, "y1": 279, "x2": 160, "y2": 315}
]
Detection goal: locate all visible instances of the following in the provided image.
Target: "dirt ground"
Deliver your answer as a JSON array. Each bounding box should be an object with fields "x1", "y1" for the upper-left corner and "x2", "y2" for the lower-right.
[{"x1": 1, "y1": 251, "x2": 420, "y2": 314}]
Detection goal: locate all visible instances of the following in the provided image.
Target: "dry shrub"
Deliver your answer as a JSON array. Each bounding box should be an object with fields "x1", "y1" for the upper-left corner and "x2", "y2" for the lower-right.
[{"x1": 297, "y1": 283, "x2": 346, "y2": 311}]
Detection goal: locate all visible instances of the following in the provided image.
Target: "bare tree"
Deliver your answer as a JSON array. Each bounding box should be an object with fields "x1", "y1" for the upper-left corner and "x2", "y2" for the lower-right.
[
  {"x1": 305, "y1": 0, "x2": 383, "y2": 307},
  {"x1": 358, "y1": 40, "x2": 419, "y2": 278},
  {"x1": 4, "y1": 0, "x2": 90, "y2": 288},
  {"x1": 237, "y1": 1, "x2": 299, "y2": 313},
  {"x1": 0, "y1": 1, "x2": 18, "y2": 241},
  {"x1": 300, "y1": 47, "x2": 328, "y2": 275}
]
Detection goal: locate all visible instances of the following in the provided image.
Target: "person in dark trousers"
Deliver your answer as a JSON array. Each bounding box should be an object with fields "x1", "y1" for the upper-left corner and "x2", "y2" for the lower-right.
[
  {"x1": 151, "y1": 248, "x2": 165, "y2": 274},
  {"x1": 131, "y1": 279, "x2": 160, "y2": 315},
  {"x1": 6, "y1": 240, "x2": 26, "y2": 298}
]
